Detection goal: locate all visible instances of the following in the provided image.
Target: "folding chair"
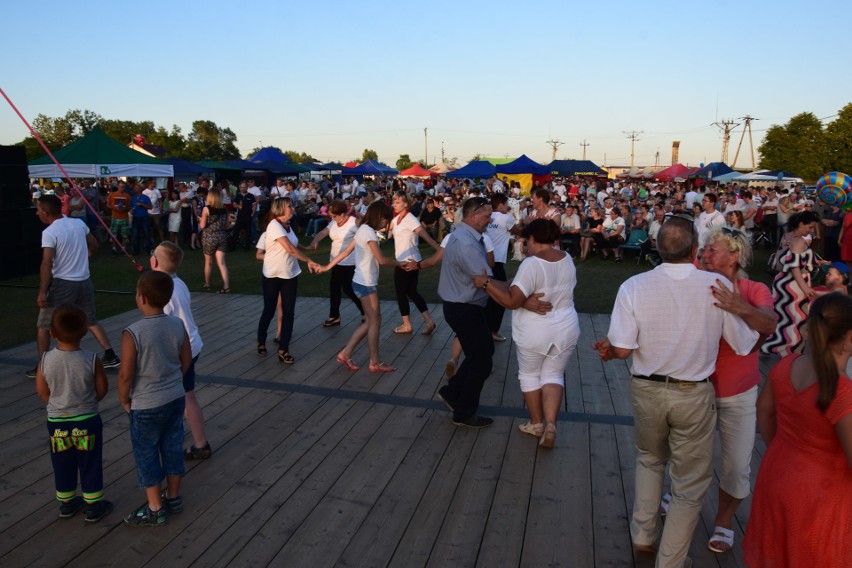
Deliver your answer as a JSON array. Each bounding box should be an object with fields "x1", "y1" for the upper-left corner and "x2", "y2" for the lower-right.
[{"x1": 619, "y1": 229, "x2": 648, "y2": 263}]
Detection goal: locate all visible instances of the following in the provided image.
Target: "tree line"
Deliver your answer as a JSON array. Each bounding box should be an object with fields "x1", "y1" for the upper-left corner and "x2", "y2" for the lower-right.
[{"x1": 758, "y1": 103, "x2": 852, "y2": 181}]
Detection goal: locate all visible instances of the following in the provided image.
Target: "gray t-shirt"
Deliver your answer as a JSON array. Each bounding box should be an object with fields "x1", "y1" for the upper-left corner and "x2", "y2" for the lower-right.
[
  {"x1": 124, "y1": 314, "x2": 186, "y2": 410},
  {"x1": 42, "y1": 348, "x2": 99, "y2": 418}
]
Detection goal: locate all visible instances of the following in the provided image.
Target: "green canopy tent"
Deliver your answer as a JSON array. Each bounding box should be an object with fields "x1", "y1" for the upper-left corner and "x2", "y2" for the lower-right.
[{"x1": 28, "y1": 128, "x2": 173, "y2": 178}]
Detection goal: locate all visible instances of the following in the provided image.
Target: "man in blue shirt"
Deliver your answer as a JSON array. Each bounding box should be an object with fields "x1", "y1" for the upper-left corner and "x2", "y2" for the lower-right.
[
  {"x1": 436, "y1": 196, "x2": 495, "y2": 428},
  {"x1": 130, "y1": 182, "x2": 153, "y2": 256}
]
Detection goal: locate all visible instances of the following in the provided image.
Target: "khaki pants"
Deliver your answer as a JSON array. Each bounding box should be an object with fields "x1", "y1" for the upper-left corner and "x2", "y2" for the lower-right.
[{"x1": 630, "y1": 378, "x2": 716, "y2": 568}]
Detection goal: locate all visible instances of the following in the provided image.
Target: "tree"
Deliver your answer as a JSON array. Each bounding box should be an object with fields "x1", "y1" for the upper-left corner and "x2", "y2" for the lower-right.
[
  {"x1": 65, "y1": 109, "x2": 104, "y2": 135},
  {"x1": 184, "y1": 120, "x2": 240, "y2": 161},
  {"x1": 361, "y1": 148, "x2": 378, "y2": 162},
  {"x1": 824, "y1": 103, "x2": 852, "y2": 173},
  {"x1": 758, "y1": 112, "x2": 826, "y2": 181},
  {"x1": 283, "y1": 150, "x2": 316, "y2": 163},
  {"x1": 99, "y1": 119, "x2": 157, "y2": 147},
  {"x1": 470, "y1": 153, "x2": 483, "y2": 162},
  {"x1": 396, "y1": 154, "x2": 414, "y2": 171},
  {"x1": 148, "y1": 125, "x2": 186, "y2": 157}
]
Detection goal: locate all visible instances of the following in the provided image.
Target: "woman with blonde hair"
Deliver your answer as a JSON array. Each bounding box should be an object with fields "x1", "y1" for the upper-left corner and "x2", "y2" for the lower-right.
[{"x1": 199, "y1": 188, "x2": 231, "y2": 294}]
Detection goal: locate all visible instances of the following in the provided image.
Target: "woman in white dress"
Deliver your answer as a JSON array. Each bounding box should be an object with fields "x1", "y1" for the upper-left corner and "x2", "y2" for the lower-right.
[{"x1": 473, "y1": 218, "x2": 579, "y2": 448}]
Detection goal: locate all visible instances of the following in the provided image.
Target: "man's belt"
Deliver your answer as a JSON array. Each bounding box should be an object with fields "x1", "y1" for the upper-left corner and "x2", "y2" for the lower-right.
[{"x1": 633, "y1": 374, "x2": 707, "y2": 385}]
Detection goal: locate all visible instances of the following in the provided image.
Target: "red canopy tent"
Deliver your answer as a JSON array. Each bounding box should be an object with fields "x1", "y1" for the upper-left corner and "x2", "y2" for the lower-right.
[
  {"x1": 399, "y1": 163, "x2": 432, "y2": 177},
  {"x1": 343, "y1": 161, "x2": 359, "y2": 168},
  {"x1": 653, "y1": 163, "x2": 690, "y2": 182}
]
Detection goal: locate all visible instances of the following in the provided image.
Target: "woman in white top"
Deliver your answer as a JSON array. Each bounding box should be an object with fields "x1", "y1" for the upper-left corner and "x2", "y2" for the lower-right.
[
  {"x1": 321, "y1": 201, "x2": 400, "y2": 373},
  {"x1": 256, "y1": 197, "x2": 320, "y2": 365},
  {"x1": 389, "y1": 191, "x2": 440, "y2": 335},
  {"x1": 306, "y1": 199, "x2": 364, "y2": 327},
  {"x1": 474, "y1": 219, "x2": 580, "y2": 448}
]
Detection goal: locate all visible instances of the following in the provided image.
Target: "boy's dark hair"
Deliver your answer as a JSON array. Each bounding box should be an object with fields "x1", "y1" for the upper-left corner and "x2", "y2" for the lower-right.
[
  {"x1": 137, "y1": 271, "x2": 174, "y2": 309},
  {"x1": 51, "y1": 305, "x2": 88, "y2": 343},
  {"x1": 490, "y1": 193, "x2": 508, "y2": 207},
  {"x1": 38, "y1": 194, "x2": 62, "y2": 216}
]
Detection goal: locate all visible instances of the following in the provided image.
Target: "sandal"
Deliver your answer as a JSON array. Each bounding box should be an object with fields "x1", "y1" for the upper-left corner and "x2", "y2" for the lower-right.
[
  {"x1": 277, "y1": 350, "x2": 295, "y2": 364},
  {"x1": 369, "y1": 361, "x2": 396, "y2": 373},
  {"x1": 393, "y1": 325, "x2": 413, "y2": 334},
  {"x1": 323, "y1": 317, "x2": 341, "y2": 327},
  {"x1": 336, "y1": 352, "x2": 360, "y2": 371},
  {"x1": 660, "y1": 493, "x2": 671, "y2": 517},
  {"x1": 518, "y1": 421, "x2": 544, "y2": 437},
  {"x1": 421, "y1": 322, "x2": 437, "y2": 336},
  {"x1": 708, "y1": 526, "x2": 734, "y2": 553},
  {"x1": 184, "y1": 442, "x2": 213, "y2": 460},
  {"x1": 257, "y1": 343, "x2": 267, "y2": 356},
  {"x1": 202, "y1": 284, "x2": 211, "y2": 292},
  {"x1": 539, "y1": 423, "x2": 557, "y2": 448},
  {"x1": 217, "y1": 288, "x2": 231, "y2": 294}
]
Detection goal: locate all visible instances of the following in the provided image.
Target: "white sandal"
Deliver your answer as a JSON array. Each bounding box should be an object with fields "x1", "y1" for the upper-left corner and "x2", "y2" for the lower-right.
[
  {"x1": 518, "y1": 421, "x2": 544, "y2": 437},
  {"x1": 708, "y1": 526, "x2": 734, "y2": 553}
]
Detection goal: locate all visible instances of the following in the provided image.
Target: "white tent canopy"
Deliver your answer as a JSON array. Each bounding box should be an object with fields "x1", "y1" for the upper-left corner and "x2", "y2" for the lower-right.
[{"x1": 29, "y1": 163, "x2": 174, "y2": 178}]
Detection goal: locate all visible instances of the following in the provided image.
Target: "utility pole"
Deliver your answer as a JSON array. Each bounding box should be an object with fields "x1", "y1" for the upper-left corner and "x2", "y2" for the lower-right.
[
  {"x1": 731, "y1": 115, "x2": 759, "y2": 171},
  {"x1": 623, "y1": 130, "x2": 643, "y2": 168},
  {"x1": 424, "y1": 128, "x2": 428, "y2": 166},
  {"x1": 579, "y1": 140, "x2": 590, "y2": 160},
  {"x1": 546, "y1": 138, "x2": 564, "y2": 162},
  {"x1": 711, "y1": 118, "x2": 739, "y2": 164},
  {"x1": 441, "y1": 141, "x2": 445, "y2": 165},
  {"x1": 655, "y1": 148, "x2": 660, "y2": 167}
]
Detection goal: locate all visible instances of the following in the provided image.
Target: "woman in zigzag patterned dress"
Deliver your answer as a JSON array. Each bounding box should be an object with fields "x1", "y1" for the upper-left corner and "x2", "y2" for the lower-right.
[{"x1": 762, "y1": 212, "x2": 821, "y2": 356}]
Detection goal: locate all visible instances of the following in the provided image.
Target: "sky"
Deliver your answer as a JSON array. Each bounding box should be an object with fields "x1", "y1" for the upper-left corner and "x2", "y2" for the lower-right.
[{"x1": 1, "y1": 0, "x2": 850, "y2": 169}]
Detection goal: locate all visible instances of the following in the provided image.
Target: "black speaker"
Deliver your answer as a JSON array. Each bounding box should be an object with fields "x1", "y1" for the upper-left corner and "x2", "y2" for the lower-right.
[
  {"x1": 0, "y1": 209, "x2": 43, "y2": 279},
  {"x1": 0, "y1": 145, "x2": 31, "y2": 210}
]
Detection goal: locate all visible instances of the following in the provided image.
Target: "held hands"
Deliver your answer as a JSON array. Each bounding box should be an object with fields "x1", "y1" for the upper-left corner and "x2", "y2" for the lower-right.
[
  {"x1": 401, "y1": 260, "x2": 419, "y2": 272},
  {"x1": 307, "y1": 261, "x2": 322, "y2": 274},
  {"x1": 592, "y1": 338, "x2": 616, "y2": 361}
]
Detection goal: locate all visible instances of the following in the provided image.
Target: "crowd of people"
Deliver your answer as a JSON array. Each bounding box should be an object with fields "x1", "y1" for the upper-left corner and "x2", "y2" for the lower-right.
[{"x1": 28, "y1": 171, "x2": 851, "y2": 566}]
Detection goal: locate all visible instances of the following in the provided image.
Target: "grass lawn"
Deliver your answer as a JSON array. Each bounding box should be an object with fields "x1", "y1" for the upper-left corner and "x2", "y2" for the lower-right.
[{"x1": 0, "y1": 236, "x2": 776, "y2": 351}]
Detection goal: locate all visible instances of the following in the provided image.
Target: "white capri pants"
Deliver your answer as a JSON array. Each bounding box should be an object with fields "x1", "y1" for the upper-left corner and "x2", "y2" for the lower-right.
[
  {"x1": 516, "y1": 345, "x2": 575, "y2": 392},
  {"x1": 716, "y1": 385, "x2": 758, "y2": 499}
]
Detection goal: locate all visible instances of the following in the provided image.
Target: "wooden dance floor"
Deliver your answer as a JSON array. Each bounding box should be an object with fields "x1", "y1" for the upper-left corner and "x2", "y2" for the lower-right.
[{"x1": 0, "y1": 294, "x2": 774, "y2": 567}]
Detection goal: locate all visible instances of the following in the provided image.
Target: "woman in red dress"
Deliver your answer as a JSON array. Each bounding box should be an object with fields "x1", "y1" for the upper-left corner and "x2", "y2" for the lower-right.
[{"x1": 743, "y1": 293, "x2": 852, "y2": 567}]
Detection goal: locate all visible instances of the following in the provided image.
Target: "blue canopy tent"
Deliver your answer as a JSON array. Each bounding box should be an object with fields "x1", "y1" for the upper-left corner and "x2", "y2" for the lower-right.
[
  {"x1": 548, "y1": 159, "x2": 607, "y2": 177},
  {"x1": 690, "y1": 162, "x2": 734, "y2": 180},
  {"x1": 248, "y1": 147, "x2": 291, "y2": 163},
  {"x1": 343, "y1": 159, "x2": 399, "y2": 176},
  {"x1": 248, "y1": 160, "x2": 309, "y2": 175},
  {"x1": 445, "y1": 160, "x2": 496, "y2": 179}
]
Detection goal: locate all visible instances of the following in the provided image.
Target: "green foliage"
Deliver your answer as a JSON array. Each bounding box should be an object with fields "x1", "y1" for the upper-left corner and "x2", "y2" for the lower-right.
[
  {"x1": 361, "y1": 148, "x2": 378, "y2": 162},
  {"x1": 758, "y1": 112, "x2": 827, "y2": 181},
  {"x1": 184, "y1": 120, "x2": 240, "y2": 161},
  {"x1": 470, "y1": 153, "x2": 483, "y2": 162},
  {"x1": 284, "y1": 150, "x2": 316, "y2": 163},
  {"x1": 396, "y1": 153, "x2": 414, "y2": 170},
  {"x1": 824, "y1": 103, "x2": 852, "y2": 173}
]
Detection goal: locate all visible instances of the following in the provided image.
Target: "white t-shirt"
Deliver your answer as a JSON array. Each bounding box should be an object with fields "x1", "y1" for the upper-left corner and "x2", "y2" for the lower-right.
[
  {"x1": 511, "y1": 253, "x2": 579, "y2": 356},
  {"x1": 486, "y1": 211, "x2": 515, "y2": 264},
  {"x1": 697, "y1": 210, "x2": 726, "y2": 249},
  {"x1": 608, "y1": 263, "x2": 758, "y2": 380},
  {"x1": 144, "y1": 188, "x2": 162, "y2": 215},
  {"x1": 328, "y1": 216, "x2": 358, "y2": 267},
  {"x1": 440, "y1": 232, "x2": 494, "y2": 253},
  {"x1": 164, "y1": 274, "x2": 203, "y2": 358},
  {"x1": 263, "y1": 220, "x2": 301, "y2": 279},
  {"x1": 353, "y1": 224, "x2": 380, "y2": 286},
  {"x1": 248, "y1": 186, "x2": 263, "y2": 201},
  {"x1": 42, "y1": 217, "x2": 90, "y2": 281},
  {"x1": 390, "y1": 211, "x2": 422, "y2": 262}
]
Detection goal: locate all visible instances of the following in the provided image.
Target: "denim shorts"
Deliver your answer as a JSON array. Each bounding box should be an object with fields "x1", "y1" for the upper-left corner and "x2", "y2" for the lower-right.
[
  {"x1": 129, "y1": 397, "x2": 186, "y2": 488},
  {"x1": 352, "y1": 282, "x2": 377, "y2": 298}
]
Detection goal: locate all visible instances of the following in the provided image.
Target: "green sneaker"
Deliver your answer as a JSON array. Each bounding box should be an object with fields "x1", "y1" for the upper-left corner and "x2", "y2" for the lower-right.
[{"x1": 124, "y1": 504, "x2": 167, "y2": 527}]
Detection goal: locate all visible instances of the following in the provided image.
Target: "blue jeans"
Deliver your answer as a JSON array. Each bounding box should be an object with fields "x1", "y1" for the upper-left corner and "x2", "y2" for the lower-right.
[
  {"x1": 131, "y1": 215, "x2": 152, "y2": 255},
  {"x1": 305, "y1": 217, "x2": 327, "y2": 235},
  {"x1": 129, "y1": 397, "x2": 186, "y2": 488}
]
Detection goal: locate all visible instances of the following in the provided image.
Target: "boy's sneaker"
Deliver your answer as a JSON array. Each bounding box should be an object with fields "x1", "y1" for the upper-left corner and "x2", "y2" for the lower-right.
[
  {"x1": 84, "y1": 500, "x2": 114, "y2": 523},
  {"x1": 161, "y1": 490, "x2": 183, "y2": 514},
  {"x1": 124, "y1": 504, "x2": 167, "y2": 527},
  {"x1": 101, "y1": 354, "x2": 121, "y2": 369},
  {"x1": 59, "y1": 496, "x2": 84, "y2": 518},
  {"x1": 25, "y1": 367, "x2": 37, "y2": 379}
]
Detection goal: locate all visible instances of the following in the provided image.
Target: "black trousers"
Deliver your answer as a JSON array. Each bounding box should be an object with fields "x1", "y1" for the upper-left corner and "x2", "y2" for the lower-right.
[
  {"x1": 231, "y1": 214, "x2": 253, "y2": 248},
  {"x1": 257, "y1": 276, "x2": 297, "y2": 351},
  {"x1": 329, "y1": 265, "x2": 363, "y2": 319},
  {"x1": 486, "y1": 262, "x2": 507, "y2": 333},
  {"x1": 394, "y1": 267, "x2": 429, "y2": 317},
  {"x1": 439, "y1": 302, "x2": 493, "y2": 421}
]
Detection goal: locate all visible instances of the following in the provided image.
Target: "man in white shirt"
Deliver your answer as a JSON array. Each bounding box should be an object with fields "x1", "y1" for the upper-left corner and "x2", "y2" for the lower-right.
[
  {"x1": 553, "y1": 179, "x2": 567, "y2": 200},
  {"x1": 697, "y1": 193, "x2": 726, "y2": 251},
  {"x1": 485, "y1": 193, "x2": 515, "y2": 341},
  {"x1": 684, "y1": 187, "x2": 699, "y2": 209},
  {"x1": 594, "y1": 216, "x2": 758, "y2": 567},
  {"x1": 246, "y1": 179, "x2": 264, "y2": 242},
  {"x1": 560, "y1": 204, "x2": 582, "y2": 255},
  {"x1": 740, "y1": 190, "x2": 759, "y2": 230},
  {"x1": 143, "y1": 179, "x2": 164, "y2": 243}
]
